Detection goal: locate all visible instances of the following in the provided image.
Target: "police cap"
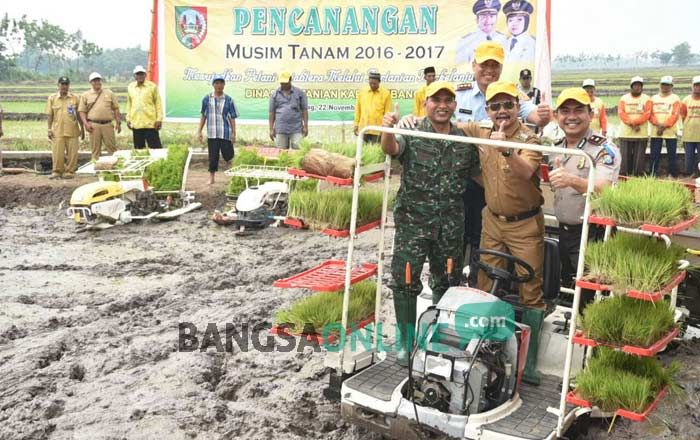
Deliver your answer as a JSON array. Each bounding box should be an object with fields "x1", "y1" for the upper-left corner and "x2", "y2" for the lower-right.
[
  {"x1": 473, "y1": 0, "x2": 501, "y2": 15},
  {"x1": 503, "y1": 0, "x2": 534, "y2": 16}
]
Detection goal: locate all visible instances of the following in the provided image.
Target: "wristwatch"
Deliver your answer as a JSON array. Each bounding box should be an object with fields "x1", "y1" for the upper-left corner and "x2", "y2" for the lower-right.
[{"x1": 501, "y1": 150, "x2": 512, "y2": 157}]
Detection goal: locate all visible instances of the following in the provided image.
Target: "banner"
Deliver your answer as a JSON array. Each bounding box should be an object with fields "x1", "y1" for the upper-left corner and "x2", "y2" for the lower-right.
[{"x1": 158, "y1": 0, "x2": 549, "y2": 123}]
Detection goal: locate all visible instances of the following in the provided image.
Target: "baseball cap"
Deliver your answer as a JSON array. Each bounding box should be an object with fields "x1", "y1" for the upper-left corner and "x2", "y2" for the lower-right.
[
  {"x1": 133, "y1": 65, "x2": 147, "y2": 74},
  {"x1": 582, "y1": 79, "x2": 595, "y2": 88},
  {"x1": 57, "y1": 76, "x2": 70, "y2": 84},
  {"x1": 88, "y1": 72, "x2": 102, "y2": 82},
  {"x1": 474, "y1": 41, "x2": 505, "y2": 64},
  {"x1": 556, "y1": 87, "x2": 591, "y2": 110},
  {"x1": 278, "y1": 71, "x2": 291, "y2": 83},
  {"x1": 425, "y1": 81, "x2": 456, "y2": 98},
  {"x1": 519, "y1": 69, "x2": 532, "y2": 79},
  {"x1": 211, "y1": 75, "x2": 225, "y2": 84},
  {"x1": 630, "y1": 76, "x2": 644, "y2": 86},
  {"x1": 693, "y1": 75, "x2": 700, "y2": 85},
  {"x1": 660, "y1": 75, "x2": 673, "y2": 85},
  {"x1": 485, "y1": 81, "x2": 518, "y2": 102}
]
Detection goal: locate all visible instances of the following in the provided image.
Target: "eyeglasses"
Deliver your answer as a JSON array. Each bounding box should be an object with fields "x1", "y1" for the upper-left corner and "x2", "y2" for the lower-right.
[{"x1": 488, "y1": 101, "x2": 516, "y2": 111}]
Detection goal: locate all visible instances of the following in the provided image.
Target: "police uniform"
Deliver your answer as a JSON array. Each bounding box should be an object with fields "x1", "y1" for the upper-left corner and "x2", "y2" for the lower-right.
[
  {"x1": 391, "y1": 116, "x2": 480, "y2": 358},
  {"x1": 79, "y1": 84, "x2": 120, "y2": 160},
  {"x1": 549, "y1": 131, "x2": 621, "y2": 289},
  {"x1": 46, "y1": 79, "x2": 82, "y2": 178},
  {"x1": 503, "y1": 0, "x2": 536, "y2": 62},
  {"x1": 456, "y1": 0, "x2": 507, "y2": 64}
]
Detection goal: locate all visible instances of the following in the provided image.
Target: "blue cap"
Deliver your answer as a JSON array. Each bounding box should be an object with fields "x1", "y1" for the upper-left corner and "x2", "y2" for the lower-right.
[
  {"x1": 473, "y1": 0, "x2": 501, "y2": 14},
  {"x1": 211, "y1": 75, "x2": 225, "y2": 85}
]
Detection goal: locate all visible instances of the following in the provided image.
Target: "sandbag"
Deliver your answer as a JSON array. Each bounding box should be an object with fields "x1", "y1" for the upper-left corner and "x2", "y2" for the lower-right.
[{"x1": 301, "y1": 148, "x2": 355, "y2": 179}]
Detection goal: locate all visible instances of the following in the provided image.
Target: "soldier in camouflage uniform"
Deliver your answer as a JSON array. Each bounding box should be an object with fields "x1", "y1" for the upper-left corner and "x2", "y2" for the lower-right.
[{"x1": 381, "y1": 81, "x2": 480, "y2": 365}]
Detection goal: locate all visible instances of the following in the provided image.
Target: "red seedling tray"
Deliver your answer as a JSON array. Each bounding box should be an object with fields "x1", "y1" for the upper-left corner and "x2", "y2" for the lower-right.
[
  {"x1": 321, "y1": 219, "x2": 382, "y2": 238},
  {"x1": 576, "y1": 270, "x2": 686, "y2": 302},
  {"x1": 270, "y1": 315, "x2": 375, "y2": 345},
  {"x1": 287, "y1": 168, "x2": 385, "y2": 186},
  {"x1": 284, "y1": 217, "x2": 308, "y2": 229},
  {"x1": 588, "y1": 214, "x2": 698, "y2": 235},
  {"x1": 566, "y1": 386, "x2": 668, "y2": 422},
  {"x1": 573, "y1": 327, "x2": 680, "y2": 357},
  {"x1": 273, "y1": 259, "x2": 378, "y2": 291}
]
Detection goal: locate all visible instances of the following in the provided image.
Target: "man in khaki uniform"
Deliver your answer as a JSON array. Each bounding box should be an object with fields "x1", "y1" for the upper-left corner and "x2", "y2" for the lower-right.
[
  {"x1": 457, "y1": 81, "x2": 544, "y2": 385},
  {"x1": 79, "y1": 72, "x2": 121, "y2": 160},
  {"x1": 46, "y1": 77, "x2": 84, "y2": 179}
]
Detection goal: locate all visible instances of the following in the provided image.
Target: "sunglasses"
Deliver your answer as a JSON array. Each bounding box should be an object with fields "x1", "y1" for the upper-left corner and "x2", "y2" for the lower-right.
[{"x1": 488, "y1": 101, "x2": 516, "y2": 111}]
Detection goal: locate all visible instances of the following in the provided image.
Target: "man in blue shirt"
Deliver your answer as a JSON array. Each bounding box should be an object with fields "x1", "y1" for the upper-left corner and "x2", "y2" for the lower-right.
[
  {"x1": 197, "y1": 75, "x2": 239, "y2": 184},
  {"x1": 268, "y1": 71, "x2": 308, "y2": 149}
]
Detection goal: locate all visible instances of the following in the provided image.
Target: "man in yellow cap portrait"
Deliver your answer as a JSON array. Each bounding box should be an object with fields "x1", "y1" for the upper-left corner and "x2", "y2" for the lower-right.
[{"x1": 268, "y1": 71, "x2": 308, "y2": 149}]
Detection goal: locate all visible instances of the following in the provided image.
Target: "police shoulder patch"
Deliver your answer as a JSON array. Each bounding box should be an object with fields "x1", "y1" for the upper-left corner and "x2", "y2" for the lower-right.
[
  {"x1": 587, "y1": 134, "x2": 606, "y2": 146},
  {"x1": 456, "y1": 82, "x2": 473, "y2": 91},
  {"x1": 594, "y1": 148, "x2": 614, "y2": 166}
]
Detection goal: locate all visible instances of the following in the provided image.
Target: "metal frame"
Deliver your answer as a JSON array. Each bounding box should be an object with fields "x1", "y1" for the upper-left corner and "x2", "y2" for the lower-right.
[{"x1": 338, "y1": 125, "x2": 600, "y2": 438}]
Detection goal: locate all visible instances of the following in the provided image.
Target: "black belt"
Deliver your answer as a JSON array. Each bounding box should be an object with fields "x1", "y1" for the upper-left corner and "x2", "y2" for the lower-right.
[
  {"x1": 490, "y1": 207, "x2": 541, "y2": 223},
  {"x1": 88, "y1": 119, "x2": 112, "y2": 124}
]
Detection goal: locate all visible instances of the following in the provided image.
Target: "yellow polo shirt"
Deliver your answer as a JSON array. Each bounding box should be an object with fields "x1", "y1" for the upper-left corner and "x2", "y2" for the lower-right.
[
  {"x1": 45, "y1": 92, "x2": 81, "y2": 138},
  {"x1": 354, "y1": 86, "x2": 392, "y2": 136},
  {"x1": 682, "y1": 95, "x2": 700, "y2": 142},
  {"x1": 650, "y1": 93, "x2": 681, "y2": 139},
  {"x1": 126, "y1": 80, "x2": 163, "y2": 129},
  {"x1": 413, "y1": 84, "x2": 428, "y2": 117}
]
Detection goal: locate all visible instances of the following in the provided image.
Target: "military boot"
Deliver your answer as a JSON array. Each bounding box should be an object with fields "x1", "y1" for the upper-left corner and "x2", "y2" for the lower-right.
[
  {"x1": 521, "y1": 307, "x2": 545, "y2": 385},
  {"x1": 393, "y1": 292, "x2": 417, "y2": 367}
]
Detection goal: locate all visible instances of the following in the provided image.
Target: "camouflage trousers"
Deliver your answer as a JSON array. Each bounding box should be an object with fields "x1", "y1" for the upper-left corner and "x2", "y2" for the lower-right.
[{"x1": 390, "y1": 214, "x2": 464, "y2": 348}]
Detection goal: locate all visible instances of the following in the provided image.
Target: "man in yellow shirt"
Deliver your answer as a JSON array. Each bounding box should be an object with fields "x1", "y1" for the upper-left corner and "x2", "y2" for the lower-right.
[
  {"x1": 412, "y1": 66, "x2": 436, "y2": 117},
  {"x1": 46, "y1": 77, "x2": 84, "y2": 179},
  {"x1": 617, "y1": 76, "x2": 652, "y2": 176},
  {"x1": 354, "y1": 71, "x2": 392, "y2": 144},
  {"x1": 649, "y1": 76, "x2": 681, "y2": 176},
  {"x1": 79, "y1": 72, "x2": 121, "y2": 160},
  {"x1": 126, "y1": 65, "x2": 163, "y2": 149},
  {"x1": 582, "y1": 79, "x2": 607, "y2": 136},
  {"x1": 681, "y1": 76, "x2": 700, "y2": 176}
]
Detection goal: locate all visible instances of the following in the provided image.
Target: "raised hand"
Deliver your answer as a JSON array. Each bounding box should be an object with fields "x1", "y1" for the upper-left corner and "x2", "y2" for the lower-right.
[{"x1": 383, "y1": 103, "x2": 400, "y2": 127}]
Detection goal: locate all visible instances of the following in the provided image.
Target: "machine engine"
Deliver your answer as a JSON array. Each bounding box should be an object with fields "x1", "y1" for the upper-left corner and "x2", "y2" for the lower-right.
[{"x1": 411, "y1": 287, "x2": 519, "y2": 416}]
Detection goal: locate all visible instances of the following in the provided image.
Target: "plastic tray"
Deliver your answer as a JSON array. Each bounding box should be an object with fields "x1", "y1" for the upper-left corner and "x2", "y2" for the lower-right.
[
  {"x1": 287, "y1": 168, "x2": 384, "y2": 186},
  {"x1": 273, "y1": 259, "x2": 378, "y2": 291},
  {"x1": 588, "y1": 214, "x2": 698, "y2": 235},
  {"x1": 573, "y1": 327, "x2": 679, "y2": 357},
  {"x1": 322, "y1": 219, "x2": 382, "y2": 238},
  {"x1": 284, "y1": 217, "x2": 308, "y2": 229},
  {"x1": 575, "y1": 270, "x2": 686, "y2": 302},
  {"x1": 566, "y1": 386, "x2": 668, "y2": 422},
  {"x1": 270, "y1": 315, "x2": 375, "y2": 345}
]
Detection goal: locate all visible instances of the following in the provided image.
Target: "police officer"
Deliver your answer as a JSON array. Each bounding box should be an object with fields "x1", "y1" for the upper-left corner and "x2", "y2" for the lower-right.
[
  {"x1": 458, "y1": 81, "x2": 544, "y2": 384},
  {"x1": 46, "y1": 77, "x2": 84, "y2": 179},
  {"x1": 382, "y1": 81, "x2": 480, "y2": 365},
  {"x1": 548, "y1": 88, "x2": 620, "y2": 306},
  {"x1": 456, "y1": 0, "x2": 507, "y2": 64},
  {"x1": 518, "y1": 69, "x2": 542, "y2": 105},
  {"x1": 504, "y1": 0, "x2": 536, "y2": 62}
]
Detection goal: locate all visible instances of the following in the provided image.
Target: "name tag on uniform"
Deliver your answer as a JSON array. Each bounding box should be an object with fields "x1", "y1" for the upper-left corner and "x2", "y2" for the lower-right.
[{"x1": 459, "y1": 109, "x2": 472, "y2": 115}]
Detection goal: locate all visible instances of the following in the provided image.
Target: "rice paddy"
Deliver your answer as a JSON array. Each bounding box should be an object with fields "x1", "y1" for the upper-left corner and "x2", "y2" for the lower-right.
[{"x1": 287, "y1": 188, "x2": 387, "y2": 230}]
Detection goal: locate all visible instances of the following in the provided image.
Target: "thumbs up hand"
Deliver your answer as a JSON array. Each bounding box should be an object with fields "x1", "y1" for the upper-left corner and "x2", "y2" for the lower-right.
[
  {"x1": 383, "y1": 103, "x2": 400, "y2": 127},
  {"x1": 548, "y1": 156, "x2": 572, "y2": 189}
]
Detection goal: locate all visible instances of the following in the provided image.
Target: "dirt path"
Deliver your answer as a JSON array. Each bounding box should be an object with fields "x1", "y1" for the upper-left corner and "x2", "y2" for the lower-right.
[{"x1": 1, "y1": 171, "x2": 699, "y2": 440}]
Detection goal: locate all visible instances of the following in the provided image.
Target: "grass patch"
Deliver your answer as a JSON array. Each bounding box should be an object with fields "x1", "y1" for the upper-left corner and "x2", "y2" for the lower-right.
[
  {"x1": 576, "y1": 348, "x2": 678, "y2": 413},
  {"x1": 584, "y1": 234, "x2": 685, "y2": 293},
  {"x1": 144, "y1": 144, "x2": 189, "y2": 191},
  {"x1": 594, "y1": 177, "x2": 694, "y2": 227},
  {"x1": 581, "y1": 296, "x2": 675, "y2": 347},
  {"x1": 287, "y1": 188, "x2": 387, "y2": 230},
  {"x1": 274, "y1": 280, "x2": 376, "y2": 335}
]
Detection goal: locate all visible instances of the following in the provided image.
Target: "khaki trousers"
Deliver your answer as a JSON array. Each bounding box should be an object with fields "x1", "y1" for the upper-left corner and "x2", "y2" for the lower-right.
[
  {"x1": 52, "y1": 136, "x2": 80, "y2": 176},
  {"x1": 477, "y1": 208, "x2": 545, "y2": 309},
  {"x1": 90, "y1": 123, "x2": 117, "y2": 160}
]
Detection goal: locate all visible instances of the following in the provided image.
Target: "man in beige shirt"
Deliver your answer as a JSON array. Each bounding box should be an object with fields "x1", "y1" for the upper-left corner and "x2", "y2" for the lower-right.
[
  {"x1": 79, "y1": 72, "x2": 121, "y2": 160},
  {"x1": 46, "y1": 76, "x2": 84, "y2": 179}
]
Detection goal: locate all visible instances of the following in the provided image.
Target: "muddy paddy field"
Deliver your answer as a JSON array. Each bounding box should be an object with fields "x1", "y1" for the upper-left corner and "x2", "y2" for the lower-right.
[{"x1": 1, "y1": 170, "x2": 700, "y2": 440}]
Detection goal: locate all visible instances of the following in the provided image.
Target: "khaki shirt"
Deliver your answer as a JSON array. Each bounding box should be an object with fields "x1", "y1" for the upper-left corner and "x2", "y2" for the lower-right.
[
  {"x1": 461, "y1": 120, "x2": 543, "y2": 216},
  {"x1": 78, "y1": 88, "x2": 119, "y2": 122},
  {"x1": 549, "y1": 131, "x2": 621, "y2": 225},
  {"x1": 45, "y1": 92, "x2": 81, "y2": 138}
]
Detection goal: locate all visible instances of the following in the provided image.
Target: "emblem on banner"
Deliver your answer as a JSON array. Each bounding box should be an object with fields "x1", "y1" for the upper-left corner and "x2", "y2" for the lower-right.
[{"x1": 176, "y1": 7, "x2": 208, "y2": 49}]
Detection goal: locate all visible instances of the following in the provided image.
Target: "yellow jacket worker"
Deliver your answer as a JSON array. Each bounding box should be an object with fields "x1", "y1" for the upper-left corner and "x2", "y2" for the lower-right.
[
  {"x1": 412, "y1": 66, "x2": 436, "y2": 117},
  {"x1": 354, "y1": 71, "x2": 392, "y2": 144},
  {"x1": 46, "y1": 77, "x2": 84, "y2": 179},
  {"x1": 79, "y1": 72, "x2": 121, "y2": 160},
  {"x1": 126, "y1": 65, "x2": 163, "y2": 149},
  {"x1": 649, "y1": 76, "x2": 681, "y2": 176}
]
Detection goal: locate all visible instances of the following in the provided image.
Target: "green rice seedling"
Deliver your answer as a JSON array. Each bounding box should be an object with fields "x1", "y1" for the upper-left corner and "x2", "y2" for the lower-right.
[
  {"x1": 274, "y1": 280, "x2": 376, "y2": 335},
  {"x1": 594, "y1": 177, "x2": 694, "y2": 226},
  {"x1": 287, "y1": 189, "x2": 388, "y2": 230},
  {"x1": 584, "y1": 234, "x2": 685, "y2": 293},
  {"x1": 143, "y1": 144, "x2": 189, "y2": 191},
  {"x1": 576, "y1": 348, "x2": 678, "y2": 412},
  {"x1": 581, "y1": 296, "x2": 675, "y2": 347}
]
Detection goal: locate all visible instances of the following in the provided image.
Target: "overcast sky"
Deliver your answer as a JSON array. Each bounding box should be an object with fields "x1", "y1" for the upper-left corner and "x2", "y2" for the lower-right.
[{"x1": 4, "y1": 0, "x2": 700, "y2": 56}]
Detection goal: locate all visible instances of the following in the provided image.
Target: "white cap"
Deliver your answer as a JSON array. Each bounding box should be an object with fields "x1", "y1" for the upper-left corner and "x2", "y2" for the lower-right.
[
  {"x1": 88, "y1": 72, "x2": 102, "y2": 82},
  {"x1": 133, "y1": 65, "x2": 147, "y2": 74},
  {"x1": 693, "y1": 75, "x2": 700, "y2": 85},
  {"x1": 630, "y1": 76, "x2": 644, "y2": 85},
  {"x1": 582, "y1": 79, "x2": 595, "y2": 88},
  {"x1": 660, "y1": 75, "x2": 673, "y2": 85}
]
